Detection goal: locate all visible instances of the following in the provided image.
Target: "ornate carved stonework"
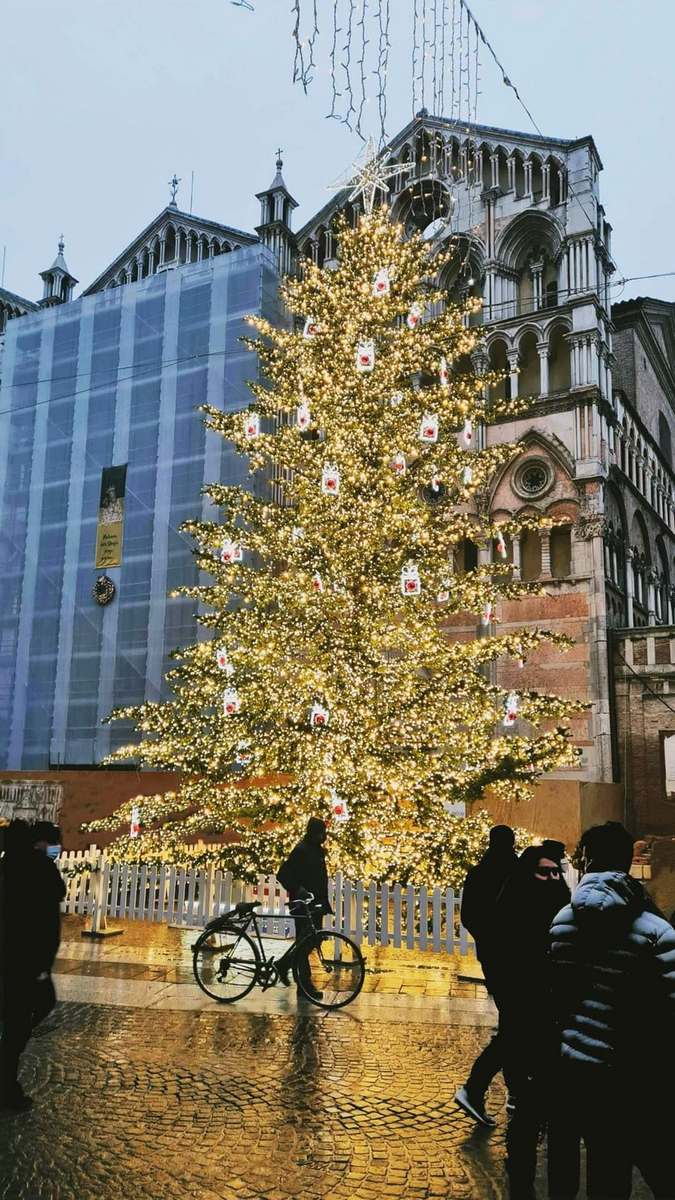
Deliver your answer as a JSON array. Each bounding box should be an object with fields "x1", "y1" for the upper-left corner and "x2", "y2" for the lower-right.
[{"x1": 573, "y1": 514, "x2": 607, "y2": 541}]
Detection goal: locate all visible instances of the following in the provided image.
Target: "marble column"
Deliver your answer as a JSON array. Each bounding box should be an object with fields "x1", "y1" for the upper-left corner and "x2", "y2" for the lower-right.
[
  {"x1": 507, "y1": 349, "x2": 520, "y2": 399},
  {"x1": 537, "y1": 342, "x2": 549, "y2": 397},
  {"x1": 540, "y1": 529, "x2": 552, "y2": 579}
]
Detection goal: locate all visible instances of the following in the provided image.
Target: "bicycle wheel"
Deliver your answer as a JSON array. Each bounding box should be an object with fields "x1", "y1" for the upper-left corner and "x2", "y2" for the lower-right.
[
  {"x1": 293, "y1": 931, "x2": 366, "y2": 1010},
  {"x1": 193, "y1": 925, "x2": 260, "y2": 1003}
]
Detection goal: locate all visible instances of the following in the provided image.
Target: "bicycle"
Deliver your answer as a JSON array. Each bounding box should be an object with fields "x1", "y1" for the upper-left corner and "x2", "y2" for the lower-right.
[{"x1": 192, "y1": 893, "x2": 366, "y2": 1010}]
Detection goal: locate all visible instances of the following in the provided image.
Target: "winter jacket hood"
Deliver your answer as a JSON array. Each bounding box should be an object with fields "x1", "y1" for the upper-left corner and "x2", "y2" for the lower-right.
[
  {"x1": 570, "y1": 871, "x2": 645, "y2": 936},
  {"x1": 550, "y1": 871, "x2": 675, "y2": 1070}
]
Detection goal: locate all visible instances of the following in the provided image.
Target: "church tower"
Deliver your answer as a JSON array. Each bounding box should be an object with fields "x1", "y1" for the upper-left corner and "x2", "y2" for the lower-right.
[
  {"x1": 255, "y1": 152, "x2": 298, "y2": 277},
  {"x1": 39, "y1": 236, "x2": 78, "y2": 307}
]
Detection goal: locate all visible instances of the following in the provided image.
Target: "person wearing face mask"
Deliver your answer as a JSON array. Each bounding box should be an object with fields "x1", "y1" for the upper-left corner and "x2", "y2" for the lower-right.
[
  {"x1": 0, "y1": 819, "x2": 66, "y2": 1112},
  {"x1": 275, "y1": 817, "x2": 332, "y2": 1002}
]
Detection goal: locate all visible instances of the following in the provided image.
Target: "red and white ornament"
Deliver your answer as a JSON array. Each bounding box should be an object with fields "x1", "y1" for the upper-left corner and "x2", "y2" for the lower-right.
[
  {"x1": 430, "y1": 468, "x2": 442, "y2": 493},
  {"x1": 303, "y1": 317, "x2": 319, "y2": 339},
  {"x1": 401, "y1": 562, "x2": 421, "y2": 596},
  {"x1": 481, "y1": 600, "x2": 495, "y2": 626},
  {"x1": 220, "y1": 538, "x2": 243, "y2": 564},
  {"x1": 321, "y1": 462, "x2": 341, "y2": 496},
  {"x1": 437, "y1": 580, "x2": 451, "y2": 604},
  {"x1": 462, "y1": 464, "x2": 473, "y2": 486},
  {"x1": 311, "y1": 572, "x2": 324, "y2": 593},
  {"x1": 216, "y1": 646, "x2": 234, "y2": 676},
  {"x1": 372, "y1": 267, "x2": 391, "y2": 297},
  {"x1": 391, "y1": 452, "x2": 407, "y2": 476},
  {"x1": 130, "y1": 806, "x2": 141, "y2": 839},
  {"x1": 296, "y1": 402, "x2": 311, "y2": 431},
  {"x1": 439, "y1": 356, "x2": 450, "y2": 389},
  {"x1": 419, "y1": 413, "x2": 439, "y2": 443},
  {"x1": 223, "y1": 687, "x2": 241, "y2": 716},
  {"x1": 310, "y1": 701, "x2": 330, "y2": 729},
  {"x1": 244, "y1": 412, "x2": 260, "y2": 440},
  {"x1": 235, "y1": 741, "x2": 253, "y2": 766},
  {"x1": 495, "y1": 530, "x2": 508, "y2": 560},
  {"x1": 356, "y1": 339, "x2": 375, "y2": 372},
  {"x1": 330, "y1": 788, "x2": 349, "y2": 822},
  {"x1": 503, "y1": 692, "x2": 519, "y2": 728},
  {"x1": 406, "y1": 302, "x2": 423, "y2": 329},
  {"x1": 462, "y1": 418, "x2": 473, "y2": 447}
]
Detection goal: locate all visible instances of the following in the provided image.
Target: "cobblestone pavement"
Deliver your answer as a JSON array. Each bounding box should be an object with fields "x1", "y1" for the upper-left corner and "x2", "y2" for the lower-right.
[
  {"x1": 0, "y1": 1001, "x2": 655, "y2": 1200},
  {"x1": 1, "y1": 1001, "x2": 514, "y2": 1200}
]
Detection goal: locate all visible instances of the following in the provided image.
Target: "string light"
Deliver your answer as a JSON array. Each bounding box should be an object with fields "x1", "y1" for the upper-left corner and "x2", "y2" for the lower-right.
[{"x1": 85, "y1": 209, "x2": 583, "y2": 887}]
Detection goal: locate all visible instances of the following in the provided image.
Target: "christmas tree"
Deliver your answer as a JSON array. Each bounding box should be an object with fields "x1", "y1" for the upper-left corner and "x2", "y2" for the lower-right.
[{"x1": 87, "y1": 207, "x2": 583, "y2": 887}]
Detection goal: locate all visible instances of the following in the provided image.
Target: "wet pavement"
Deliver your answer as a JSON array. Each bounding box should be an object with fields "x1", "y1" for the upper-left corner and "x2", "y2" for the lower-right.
[{"x1": 0, "y1": 920, "x2": 654, "y2": 1199}]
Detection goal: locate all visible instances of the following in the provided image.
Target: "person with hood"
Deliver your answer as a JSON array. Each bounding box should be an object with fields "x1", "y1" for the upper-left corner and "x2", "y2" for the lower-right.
[
  {"x1": 455, "y1": 825, "x2": 519, "y2": 1124},
  {"x1": 493, "y1": 845, "x2": 571, "y2": 1199},
  {"x1": 0, "y1": 819, "x2": 66, "y2": 1112},
  {"x1": 276, "y1": 817, "x2": 332, "y2": 1002},
  {"x1": 548, "y1": 822, "x2": 675, "y2": 1200}
]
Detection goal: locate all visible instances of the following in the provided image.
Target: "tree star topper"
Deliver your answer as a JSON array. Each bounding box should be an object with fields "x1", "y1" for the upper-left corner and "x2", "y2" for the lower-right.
[{"x1": 330, "y1": 137, "x2": 413, "y2": 216}]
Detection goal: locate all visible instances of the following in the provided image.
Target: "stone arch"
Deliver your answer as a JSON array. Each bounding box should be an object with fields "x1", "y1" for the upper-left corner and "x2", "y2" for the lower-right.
[
  {"x1": 497, "y1": 210, "x2": 564, "y2": 273},
  {"x1": 164, "y1": 223, "x2": 176, "y2": 262},
  {"x1": 630, "y1": 510, "x2": 651, "y2": 619},
  {"x1": 516, "y1": 327, "x2": 541, "y2": 396},
  {"x1": 546, "y1": 318, "x2": 572, "y2": 392},
  {"x1": 437, "y1": 234, "x2": 485, "y2": 323},
  {"x1": 656, "y1": 535, "x2": 671, "y2": 623},
  {"x1": 486, "y1": 336, "x2": 510, "y2": 402}
]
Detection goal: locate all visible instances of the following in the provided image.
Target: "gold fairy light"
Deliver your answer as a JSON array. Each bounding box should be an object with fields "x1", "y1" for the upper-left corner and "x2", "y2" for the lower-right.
[{"x1": 85, "y1": 209, "x2": 583, "y2": 886}]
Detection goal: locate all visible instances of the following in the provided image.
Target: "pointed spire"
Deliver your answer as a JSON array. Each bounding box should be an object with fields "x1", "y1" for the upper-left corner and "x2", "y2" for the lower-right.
[
  {"x1": 269, "y1": 147, "x2": 286, "y2": 191},
  {"x1": 255, "y1": 151, "x2": 298, "y2": 275},
  {"x1": 39, "y1": 235, "x2": 78, "y2": 307}
]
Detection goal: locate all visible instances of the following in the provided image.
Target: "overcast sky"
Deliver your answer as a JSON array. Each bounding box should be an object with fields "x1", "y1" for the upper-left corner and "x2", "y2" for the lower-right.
[{"x1": 2, "y1": 0, "x2": 674, "y2": 305}]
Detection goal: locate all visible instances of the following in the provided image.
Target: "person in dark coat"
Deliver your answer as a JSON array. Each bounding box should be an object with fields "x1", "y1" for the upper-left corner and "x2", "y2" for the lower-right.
[
  {"x1": 455, "y1": 825, "x2": 518, "y2": 1124},
  {"x1": 276, "y1": 817, "x2": 332, "y2": 1001},
  {"x1": 0, "y1": 819, "x2": 66, "y2": 1111},
  {"x1": 547, "y1": 822, "x2": 675, "y2": 1200},
  {"x1": 493, "y1": 845, "x2": 571, "y2": 1200}
]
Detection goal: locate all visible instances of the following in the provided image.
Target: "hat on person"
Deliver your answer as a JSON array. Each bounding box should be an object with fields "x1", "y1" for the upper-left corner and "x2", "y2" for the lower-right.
[
  {"x1": 305, "y1": 817, "x2": 328, "y2": 844},
  {"x1": 540, "y1": 839, "x2": 566, "y2": 863}
]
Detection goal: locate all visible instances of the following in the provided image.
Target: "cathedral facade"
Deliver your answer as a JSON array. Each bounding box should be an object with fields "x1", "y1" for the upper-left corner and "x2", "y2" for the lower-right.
[{"x1": 1, "y1": 117, "x2": 674, "y2": 840}]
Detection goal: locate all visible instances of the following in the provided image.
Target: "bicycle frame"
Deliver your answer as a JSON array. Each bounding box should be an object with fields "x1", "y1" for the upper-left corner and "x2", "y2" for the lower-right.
[{"x1": 208, "y1": 897, "x2": 322, "y2": 981}]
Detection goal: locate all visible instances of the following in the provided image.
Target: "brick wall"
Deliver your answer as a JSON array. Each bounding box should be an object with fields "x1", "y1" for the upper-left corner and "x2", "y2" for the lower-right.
[
  {"x1": 0, "y1": 769, "x2": 179, "y2": 851},
  {"x1": 612, "y1": 628, "x2": 675, "y2": 835}
]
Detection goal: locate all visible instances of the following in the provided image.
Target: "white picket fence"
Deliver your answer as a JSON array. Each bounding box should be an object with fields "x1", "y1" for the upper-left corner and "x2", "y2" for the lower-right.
[{"x1": 59, "y1": 848, "x2": 476, "y2": 955}]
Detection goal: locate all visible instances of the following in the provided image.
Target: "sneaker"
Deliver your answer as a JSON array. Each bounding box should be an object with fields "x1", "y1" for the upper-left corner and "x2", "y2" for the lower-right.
[
  {"x1": 454, "y1": 1085, "x2": 496, "y2": 1128},
  {"x1": 0, "y1": 1084, "x2": 33, "y2": 1113}
]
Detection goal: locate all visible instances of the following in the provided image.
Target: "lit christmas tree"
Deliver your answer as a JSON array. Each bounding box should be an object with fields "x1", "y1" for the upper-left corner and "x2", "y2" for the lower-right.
[{"x1": 87, "y1": 208, "x2": 583, "y2": 887}]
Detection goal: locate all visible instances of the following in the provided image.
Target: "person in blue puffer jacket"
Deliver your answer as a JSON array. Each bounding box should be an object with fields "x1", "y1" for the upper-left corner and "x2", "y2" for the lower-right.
[{"x1": 548, "y1": 821, "x2": 675, "y2": 1200}]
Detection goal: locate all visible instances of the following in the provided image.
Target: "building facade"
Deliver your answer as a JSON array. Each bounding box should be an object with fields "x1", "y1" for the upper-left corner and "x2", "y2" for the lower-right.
[
  {"x1": 1, "y1": 125, "x2": 674, "y2": 845},
  {"x1": 298, "y1": 114, "x2": 675, "y2": 798},
  {"x1": 0, "y1": 242, "x2": 282, "y2": 768}
]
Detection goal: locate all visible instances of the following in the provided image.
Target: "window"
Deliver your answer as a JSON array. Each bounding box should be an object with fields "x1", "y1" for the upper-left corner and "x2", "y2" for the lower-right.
[
  {"x1": 514, "y1": 457, "x2": 552, "y2": 500},
  {"x1": 550, "y1": 527, "x2": 572, "y2": 578},
  {"x1": 659, "y1": 413, "x2": 672, "y2": 467},
  {"x1": 454, "y1": 538, "x2": 478, "y2": 574},
  {"x1": 521, "y1": 530, "x2": 542, "y2": 580}
]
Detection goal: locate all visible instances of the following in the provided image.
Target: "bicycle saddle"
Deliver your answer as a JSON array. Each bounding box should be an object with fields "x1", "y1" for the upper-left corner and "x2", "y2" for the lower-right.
[{"x1": 231, "y1": 901, "x2": 260, "y2": 916}]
